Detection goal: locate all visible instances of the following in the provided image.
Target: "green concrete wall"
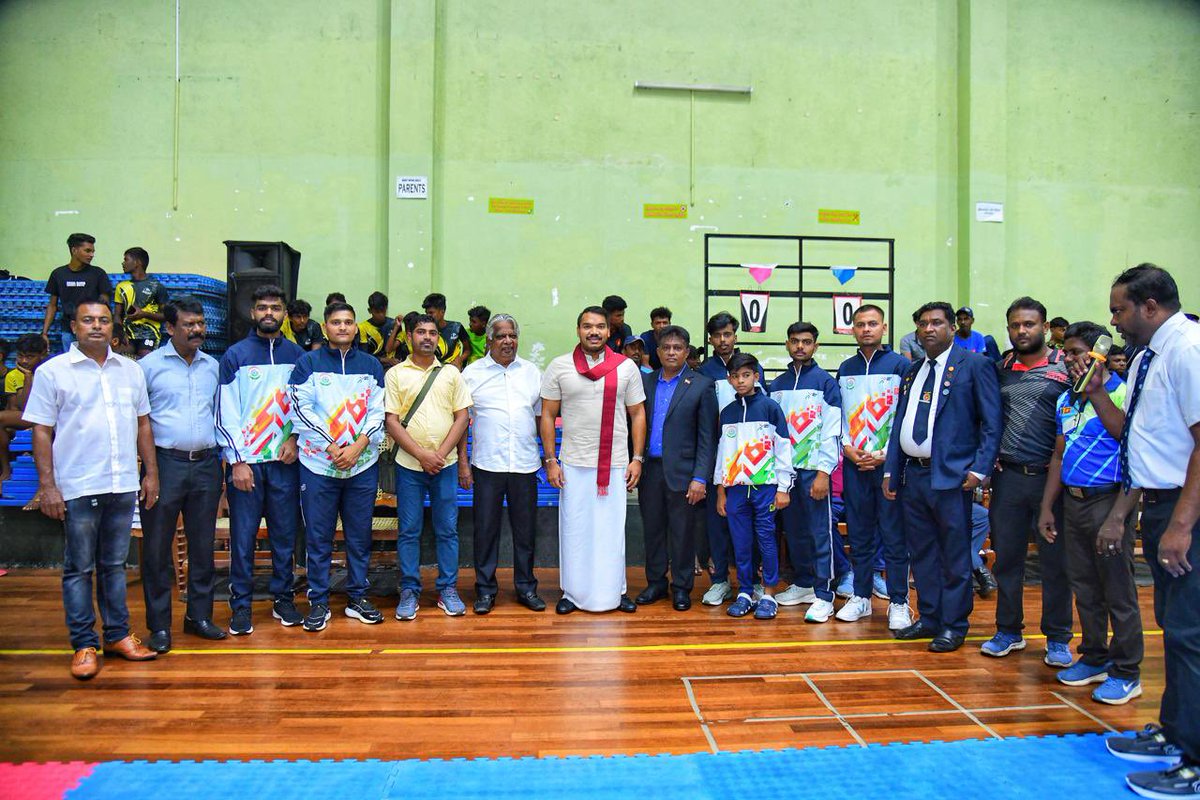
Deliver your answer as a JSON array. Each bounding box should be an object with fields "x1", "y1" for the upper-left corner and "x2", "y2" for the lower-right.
[{"x1": 1, "y1": 0, "x2": 1196, "y2": 368}]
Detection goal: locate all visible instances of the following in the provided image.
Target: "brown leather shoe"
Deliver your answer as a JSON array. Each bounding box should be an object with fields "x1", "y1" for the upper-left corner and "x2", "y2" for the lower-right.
[
  {"x1": 70, "y1": 647, "x2": 100, "y2": 680},
  {"x1": 103, "y1": 635, "x2": 158, "y2": 661}
]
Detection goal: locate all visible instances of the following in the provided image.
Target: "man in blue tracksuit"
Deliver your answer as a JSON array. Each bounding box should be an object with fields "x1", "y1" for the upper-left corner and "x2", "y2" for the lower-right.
[
  {"x1": 698, "y1": 311, "x2": 766, "y2": 605},
  {"x1": 289, "y1": 302, "x2": 387, "y2": 632},
  {"x1": 769, "y1": 322, "x2": 842, "y2": 623},
  {"x1": 215, "y1": 284, "x2": 306, "y2": 635},
  {"x1": 835, "y1": 304, "x2": 913, "y2": 630}
]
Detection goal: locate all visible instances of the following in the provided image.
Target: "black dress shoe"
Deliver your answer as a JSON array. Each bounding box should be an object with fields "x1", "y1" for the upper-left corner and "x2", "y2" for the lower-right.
[
  {"x1": 894, "y1": 621, "x2": 939, "y2": 640},
  {"x1": 974, "y1": 566, "x2": 998, "y2": 597},
  {"x1": 517, "y1": 591, "x2": 546, "y2": 612},
  {"x1": 672, "y1": 590, "x2": 692, "y2": 611},
  {"x1": 147, "y1": 630, "x2": 172, "y2": 653},
  {"x1": 473, "y1": 594, "x2": 496, "y2": 615},
  {"x1": 618, "y1": 595, "x2": 637, "y2": 613},
  {"x1": 555, "y1": 597, "x2": 577, "y2": 615},
  {"x1": 930, "y1": 629, "x2": 966, "y2": 652},
  {"x1": 635, "y1": 586, "x2": 666, "y2": 605},
  {"x1": 183, "y1": 617, "x2": 229, "y2": 640}
]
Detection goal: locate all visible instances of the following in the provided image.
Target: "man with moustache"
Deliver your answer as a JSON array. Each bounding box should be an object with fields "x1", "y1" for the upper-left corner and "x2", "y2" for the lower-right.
[
  {"x1": 460, "y1": 313, "x2": 547, "y2": 614},
  {"x1": 980, "y1": 297, "x2": 1074, "y2": 666},
  {"x1": 540, "y1": 306, "x2": 647, "y2": 614},
  {"x1": 635, "y1": 324, "x2": 716, "y2": 611},
  {"x1": 136, "y1": 298, "x2": 228, "y2": 652},
  {"x1": 215, "y1": 285, "x2": 306, "y2": 635}
]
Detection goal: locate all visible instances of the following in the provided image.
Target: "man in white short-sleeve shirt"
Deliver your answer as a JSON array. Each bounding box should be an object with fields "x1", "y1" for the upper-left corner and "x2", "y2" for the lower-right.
[
  {"x1": 22, "y1": 299, "x2": 159, "y2": 679},
  {"x1": 539, "y1": 306, "x2": 647, "y2": 613}
]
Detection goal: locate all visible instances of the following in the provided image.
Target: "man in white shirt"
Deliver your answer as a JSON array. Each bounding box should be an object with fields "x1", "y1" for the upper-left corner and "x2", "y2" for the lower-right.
[
  {"x1": 540, "y1": 306, "x2": 647, "y2": 614},
  {"x1": 1099, "y1": 265, "x2": 1200, "y2": 800},
  {"x1": 23, "y1": 299, "x2": 159, "y2": 679},
  {"x1": 460, "y1": 314, "x2": 546, "y2": 614}
]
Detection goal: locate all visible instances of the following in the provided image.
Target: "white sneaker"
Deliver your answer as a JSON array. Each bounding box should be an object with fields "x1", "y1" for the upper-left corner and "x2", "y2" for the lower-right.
[
  {"x1": 887, "y1": 602, "x2": 913, "y2": 630},
  {"x1": 835, "y1": 595, "x2": 873, "y2": 622},
  {"x1": 702, "y1": 581, "x2": 733, "y2": 606},
  {"x1": 776, "y1": 584, "x2": 817, "y2": 606},
  {"x1": 805, "y1": 598, "x2": 835, "y2": 623},
  {"x1": 751, "y1": 583, "x2": 765, "y2": 602}
]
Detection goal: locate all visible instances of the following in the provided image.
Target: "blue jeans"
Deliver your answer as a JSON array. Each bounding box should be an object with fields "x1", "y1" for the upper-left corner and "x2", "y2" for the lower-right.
[
  {"x1": 725, "y1": 484, "x2": 780, "y2": 593},
  {"x1": 62, "y1": 492, "x2": 136, "y2": 649},
  {"x1": 226, "y1": 460, "x2": 299, "y2": 610},
  {"x1": 396, "y1": 465, "x2": 459, "y2": 592},
  {"x1": 300, "y1": 462, "x2": 379, "y2": 605}
]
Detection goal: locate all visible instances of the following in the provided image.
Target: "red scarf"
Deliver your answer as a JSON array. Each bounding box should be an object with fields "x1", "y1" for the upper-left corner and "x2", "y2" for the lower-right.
[{"x1": 572, "y1": 345, "x2": 627, "y2": 495}]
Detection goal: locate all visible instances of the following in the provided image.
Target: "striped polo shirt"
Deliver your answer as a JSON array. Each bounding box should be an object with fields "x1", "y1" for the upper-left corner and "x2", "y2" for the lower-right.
[
  {"x1": 997, "y1": 348, "x2": 1070, "y2": 466},
  {"x1": 1055, "y1": 373, "x2": 1126, "y2": 488}
]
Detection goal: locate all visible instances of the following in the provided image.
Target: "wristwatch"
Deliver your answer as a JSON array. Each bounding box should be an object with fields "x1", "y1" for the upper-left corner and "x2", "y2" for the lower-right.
[{"x1": 632, "y1": 454, "x2": 645, "y2": 463}]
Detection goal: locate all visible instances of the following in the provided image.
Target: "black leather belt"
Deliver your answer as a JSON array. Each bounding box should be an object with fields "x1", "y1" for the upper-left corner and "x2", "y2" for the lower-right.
[
  {"x1": 907, "y1": 457, "x2": 932, "y2": 468},
  {"x1": 1143, "y1": 488, "x2": 1182, "y2": 504},
  {"x1": 1000, "y1": 460, "x2": 1049, "y2": 476},
  {"x1": 1064, "y1": 483, "x2": 1120, "y2": 499},
  {"x1": 158, "y1": 446, "x2": 219, "y2": 462}
]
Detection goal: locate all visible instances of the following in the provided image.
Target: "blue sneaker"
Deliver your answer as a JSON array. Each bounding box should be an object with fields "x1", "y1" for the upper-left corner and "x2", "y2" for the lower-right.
[
  {"x1": 1044, "y1": 641, "x2": 1073, "y2": 667},
  {"x1": 1093, "y1": 676, "x2": 1143, "y2": 705},
  {"x1": 980, "y1": 631, "x2": 1027, "y2": 657},
  {"x1": 835, "y1": 571, "x2": 854, "y2": 599},
  {"x1": 395, "y1": 588, "x2": 419, "y2": 621},
  {"x1": 438, "y1": 588, "x2": 467, "y2": 617},
  {"x1": 1057, "y1": 660, "x2": 1109, "y2": 686},
  {"x1": 872, "y1": 571, "x2": 889, "y2": 600},
  {"x1": 754, "y1": 596, "x2": 778, "y2": 620},
  {"x1": 727, "y1": 593, "x2": 756, "y2": 618}
]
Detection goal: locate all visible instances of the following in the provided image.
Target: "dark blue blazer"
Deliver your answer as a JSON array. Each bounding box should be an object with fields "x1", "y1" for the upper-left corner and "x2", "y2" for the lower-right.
[
  {"x1": 642, "y1": 366, "x2": 718, "y2": 493},
  {"x1": 883, "y1": 345, "x2": 1002, "y2": 491}
]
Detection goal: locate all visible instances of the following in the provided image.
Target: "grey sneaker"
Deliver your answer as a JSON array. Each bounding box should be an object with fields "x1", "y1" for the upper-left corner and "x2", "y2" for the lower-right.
[
  {"x1": 1126, "y1": 762, "x2": 1200, "y2": 799},
  {"x1": 776, "y1": 584, "x2": 816, "y2": 606},
  {"x1": 438, "y1": 588, "x2": 467, "y2": 616},
  {"x1": 272, "y1": 597, "x2": 303, "y2": 627},
  {"x1": 303, "y1": 603, "x2": 331, "y2": 632},
  {"x1": 395, "y1": 588, "x2": 419, "y2": 621},
  {"x1": 345, "y1": 597, "x2": 383, "y2": 624},
  {"x1": 1107, "y1": 725, "x2": 1185, "y2": 764},
  {"x1": 702, "y1": 581, "x2": 733, "y2": 606}
]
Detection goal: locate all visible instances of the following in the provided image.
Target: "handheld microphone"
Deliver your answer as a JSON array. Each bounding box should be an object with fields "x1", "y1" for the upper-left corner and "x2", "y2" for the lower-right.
[{"x1": 1072, "y1": 334, "x2": 1113, "y2": 394}]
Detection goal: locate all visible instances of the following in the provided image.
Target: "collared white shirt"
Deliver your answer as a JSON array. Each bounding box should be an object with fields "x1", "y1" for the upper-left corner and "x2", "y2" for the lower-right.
[
  {"x1": 139, "y1": 341, "x2": 219, "y2": 452},
  {"x1": 1127, "y1": 312, "x2": 1200, "y2": 489},
  {"x1": 462, "y1": 353, "x2": 543, "y2": 474},
  {"x1": 22, "y1": 345, "x2": 151, "y2": 501},
  {"x1": 900, "y1": 346, "x2": 952, "y2": 459}
]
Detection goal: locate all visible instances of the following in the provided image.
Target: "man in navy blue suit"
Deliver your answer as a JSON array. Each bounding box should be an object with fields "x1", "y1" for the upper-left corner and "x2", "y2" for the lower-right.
[{"x1": 883, "y1": 301, "x2": 1002, "y2": 652}]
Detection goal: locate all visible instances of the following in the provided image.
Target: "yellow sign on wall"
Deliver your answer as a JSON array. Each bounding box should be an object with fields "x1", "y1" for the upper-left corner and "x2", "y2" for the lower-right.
[
  {"x1": 643, "y1": 203, "x2": 688, "y2": 219},
  {"x1": 818, "y1": 208, "x2": 860, "y2": 225},
  {"x1": 489, "y1": 197, "x2": 534, "y2": 214}
]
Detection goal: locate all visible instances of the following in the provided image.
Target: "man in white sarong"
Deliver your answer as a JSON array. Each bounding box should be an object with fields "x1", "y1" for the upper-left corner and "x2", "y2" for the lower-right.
[{"x1": 540, "y1": 306, "x2": 647, "y2": 613}]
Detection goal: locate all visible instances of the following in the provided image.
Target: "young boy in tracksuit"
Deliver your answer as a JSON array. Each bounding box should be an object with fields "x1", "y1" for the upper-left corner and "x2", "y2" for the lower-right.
[
  {"x1": 769, "y1": 323, "x2": 842, "y2": 624},
  {"x1": 715, "y1": 353, "x2": 795, "y2": 620},
  {"x1": 215, "y1": 285, "x2": 306, "y2": 635},
  {"x1": 289, "y1": 302, "x2": 388, "y2": 632}
]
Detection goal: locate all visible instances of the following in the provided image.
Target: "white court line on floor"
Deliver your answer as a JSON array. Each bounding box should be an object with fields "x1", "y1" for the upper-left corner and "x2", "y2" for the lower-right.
[{"x1": 682, "y1": 668, "x2": 1121, "y2": 751}]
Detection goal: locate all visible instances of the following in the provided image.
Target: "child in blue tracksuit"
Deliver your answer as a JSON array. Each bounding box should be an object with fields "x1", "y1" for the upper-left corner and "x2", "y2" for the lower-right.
[
  {"x1": 715, "y1": 353, "x2": 795, "y2": 620},
  {"x1": 769, "y1": 323, "x2": 842, "y2": 623}
]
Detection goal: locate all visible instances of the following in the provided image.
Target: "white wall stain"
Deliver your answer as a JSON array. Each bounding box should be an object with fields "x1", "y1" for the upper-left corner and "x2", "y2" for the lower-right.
[
  {"x1": 527, "y1": 341, "x2": 546, "y2": 369},
  {"x1": 54, "y1": 210, "x2": 79, "y2": 216},
  {"x1": 551, "y1": 287, "x2": 559, "y2": 306}
]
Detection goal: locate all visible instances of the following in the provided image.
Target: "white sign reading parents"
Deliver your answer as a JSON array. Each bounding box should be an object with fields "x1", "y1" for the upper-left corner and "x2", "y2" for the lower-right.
[{"x1": 395, "y1": 176, "x2": 429, "y2": 199}]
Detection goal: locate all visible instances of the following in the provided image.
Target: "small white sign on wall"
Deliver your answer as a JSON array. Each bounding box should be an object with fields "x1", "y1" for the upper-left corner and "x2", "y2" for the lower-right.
[
  {"x1": 396, "y1": 176, "x2": 429, "y2": 199},
  {"x1": 975, "y1": 201, "x2": 1004, "y2": 222}
]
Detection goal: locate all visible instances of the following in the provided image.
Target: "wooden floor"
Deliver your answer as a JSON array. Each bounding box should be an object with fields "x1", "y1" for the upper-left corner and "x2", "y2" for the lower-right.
[{"x1": 0, "y1": 568, "x2": 1160, "y2": 762}]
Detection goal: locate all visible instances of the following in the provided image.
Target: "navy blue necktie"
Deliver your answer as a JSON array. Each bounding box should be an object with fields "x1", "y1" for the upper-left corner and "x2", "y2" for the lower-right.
[
  {"x1": 913, "y1": 358, "x2": 937, "y2": 445},
  {"x1": 1119, "y1": 348, "x2": 1155, "y2": 492}
]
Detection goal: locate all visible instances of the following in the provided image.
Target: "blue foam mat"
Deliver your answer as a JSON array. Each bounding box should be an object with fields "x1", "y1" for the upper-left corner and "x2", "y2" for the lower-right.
[{"x1": 65, "y1": 733, "x2": 1145, "y2": 800}]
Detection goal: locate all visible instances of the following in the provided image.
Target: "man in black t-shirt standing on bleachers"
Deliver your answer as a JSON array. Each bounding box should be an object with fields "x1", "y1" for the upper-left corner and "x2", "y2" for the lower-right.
[{"x1": 41, "y1": 233, "x2": 110, "y2": 354}]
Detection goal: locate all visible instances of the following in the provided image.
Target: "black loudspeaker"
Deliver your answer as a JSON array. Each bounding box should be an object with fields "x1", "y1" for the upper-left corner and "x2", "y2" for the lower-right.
[{"x1": 224, "y1": 241, "x2": 301, "y2": 342}]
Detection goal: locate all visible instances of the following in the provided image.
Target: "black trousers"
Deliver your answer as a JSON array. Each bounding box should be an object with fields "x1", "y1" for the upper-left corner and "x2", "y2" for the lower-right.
[
  {"x1": 990, "y1": 467, "x2": 1073, "y2": 642},
  {"x1": 1062, "y1": 490, "x2": 1143, "y2": 679},
  {"x1": 1141, "y1": 492, "x2": 1200, "y2": 762},
  {"x1": 638, "y1": 458, "x2": 698, "y2": 593},
  {"x1": 900, "y1": 464, "x2": 975, "y2": 636},
  {"x1": 139, "y1": 449, "x2": 222, "y2": 631},
  {"x1": 471, "y1": 468, "x2": 538, "y2": 595}
]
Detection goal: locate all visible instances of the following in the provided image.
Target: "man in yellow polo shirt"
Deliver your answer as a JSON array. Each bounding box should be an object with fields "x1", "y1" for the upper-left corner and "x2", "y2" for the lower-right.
[{"x1": 384, "y1": 314, "x2": 473, "y2": 620}]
